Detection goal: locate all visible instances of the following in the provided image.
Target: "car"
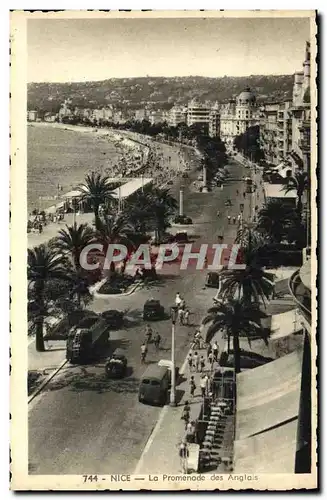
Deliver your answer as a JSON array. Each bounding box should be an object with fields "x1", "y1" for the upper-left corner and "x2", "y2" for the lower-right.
[
  {"x1": 101, "y1": 310, "x2": 124, "y2": 329},
  {"x1": 205, "y1": 272, "x2": 220, "y2": 288},
  {"x1": 173, "y1": 215, "x2": 193, "y2": 225},
  {"x1": 105, "y1": 348, "x2": 128, "y2": 378},
  {"x1": 143, "y1": 299, "x2": 165, "y2": 321}
]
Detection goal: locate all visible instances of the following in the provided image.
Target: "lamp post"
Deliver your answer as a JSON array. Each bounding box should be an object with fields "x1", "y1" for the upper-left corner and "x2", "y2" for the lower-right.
[{"x1": 170, "y1": 305, "x2": 178, "y2": 406}]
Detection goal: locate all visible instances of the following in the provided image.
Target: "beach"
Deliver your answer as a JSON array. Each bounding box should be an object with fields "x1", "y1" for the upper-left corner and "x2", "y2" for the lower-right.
[{"x1": 27, "y1": 122, "x2": 147, "y2": 212}]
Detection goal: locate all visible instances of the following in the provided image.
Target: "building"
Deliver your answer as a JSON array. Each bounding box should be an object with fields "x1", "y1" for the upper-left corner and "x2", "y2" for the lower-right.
[
  {"x1": 186, "y1": 99, "x2": 211, "y2": 132},
  {"x1": 91, "y1": 107, "x2": 114, "y2": 122},
  {"x1": 134, "y1": 108, "x2": 150, "y2": 122},
  {"x1": 167, "y1": 105, "x2": 187, "y2": 127},
  {"x1": 149, "y1": 110, "x2": 164, "y2": 125},
  {"x1": 220, "y1": 88, "x2": 258, "y2": 146},
  {"x1": 259, "y1": 101, "x2": 293, "y2": 166},
  {"x1": 208, "y1": 102, "x2": 220, "y2": 138}
]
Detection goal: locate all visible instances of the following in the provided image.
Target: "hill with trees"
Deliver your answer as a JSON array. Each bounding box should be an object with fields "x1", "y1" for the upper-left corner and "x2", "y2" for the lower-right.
[{"x1": 27, "y1": 74, "x2": 294, "y2": 112}]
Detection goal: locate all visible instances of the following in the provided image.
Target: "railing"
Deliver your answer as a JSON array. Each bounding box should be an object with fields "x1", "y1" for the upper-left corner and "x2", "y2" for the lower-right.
[{"x1": 289, "y1": 270, "x2": 311, "y2": 324}]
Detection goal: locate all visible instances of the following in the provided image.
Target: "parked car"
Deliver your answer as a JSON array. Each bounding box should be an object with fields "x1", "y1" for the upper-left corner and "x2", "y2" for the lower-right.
[
  {"x1": 101, "y1": 310, "x2": 124, "y2": 329},
  {"x1": 143, "y1": 299, "x2": 165, "y2": 321},
  {"x1": 205, "y1": 272, "x2": 220, "y2": 288},
  {"x1": 105, "y1": 348, "x2": 127, "y2": 378},
  {"x1": 173, "y1": 215, "x2": 193, "y2": 225}
]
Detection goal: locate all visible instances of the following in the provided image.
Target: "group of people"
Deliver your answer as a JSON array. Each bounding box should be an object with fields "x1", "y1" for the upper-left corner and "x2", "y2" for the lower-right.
[
  {"x1": 175, "y1": 292, "x2": 191, "y2": 326},
  {"x1": 140, "y1": 325, "x2": 162, "y2": 363}
]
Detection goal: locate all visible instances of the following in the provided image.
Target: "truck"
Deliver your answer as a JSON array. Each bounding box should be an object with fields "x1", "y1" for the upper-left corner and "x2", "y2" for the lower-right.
[{"x1": 66, "y1": 315, "x2": 109, "y2": 364}]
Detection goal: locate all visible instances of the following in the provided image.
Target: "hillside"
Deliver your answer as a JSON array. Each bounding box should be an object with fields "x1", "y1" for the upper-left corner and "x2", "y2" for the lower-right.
[{"x1": 27, "y1": 75, "x2": 294, "y2": 112}]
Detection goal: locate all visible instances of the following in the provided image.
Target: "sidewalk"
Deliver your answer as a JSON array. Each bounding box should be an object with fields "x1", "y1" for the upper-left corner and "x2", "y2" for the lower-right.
[{"x1": 134, "y1": 326, "x2": 224, "y2": 474}]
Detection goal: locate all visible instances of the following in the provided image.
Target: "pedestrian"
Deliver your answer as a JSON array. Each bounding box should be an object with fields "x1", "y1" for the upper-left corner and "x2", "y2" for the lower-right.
[
  {"x1": 227, "y1": 215, "x2": 231, "y2": 224},
  {"x1": 140, "y1": 342, "x2": 148, "y2": 364},
  {"x1": 212, "y1": 342, "x2": 219, "y2": 362},
  {"x1": 187, "y1": 352, "x2": 193, "y2": 372},
  {"x1": 200, "y1": 375, "x2": 207, "y2": 397},
  {"x1": 208, "y1": 351, "x2": 214, "y2": 368},
  {"x1": 243, "y1": 192, "x2": 246, "y2": 198},
  {"x1": 178, "y1": 307, "x2": 185, "y2": 325},
  {"x1": 184, "y1": 309, "x2": 190, "y2": 326},
  {"x1": 179, "y1": 440, "x2": 189, "y2": 473},
  {"x1": 204, "y1": 374, "x2": 210, "y2": 396},
  {"x1": 181, "y1": 400, "x2": 191, "y2": 427},
  {"x1": 175, "y1": 292, "x2": 182, "y2": 307},
  {"x1": 207, "y1": 343, "x2": 212, "y2": 359},
  {"x1": 193, "y1": 351, "x2": 200, "y2": 373},
  {"x1": 200, "y1": 355, "x2": 206, "y2": 373},
  {"x1": 233, "y1": 216, "x2": 236, "y2": 224},
  {"x1": 236, "y1": 189, "x2": 239, "y2": 195},
  {"x1": 154, "y1": 332, "x2": 161, "y2": 351},
  {"x1": 186, "y1": 421, "x2": 195, "y2": 443},
  {"x1": 38, "y1": 223, "x2": 43, "y2": 234},
  {"x1": 190, "y1": 376, "x2": 196, "y2": 397}
]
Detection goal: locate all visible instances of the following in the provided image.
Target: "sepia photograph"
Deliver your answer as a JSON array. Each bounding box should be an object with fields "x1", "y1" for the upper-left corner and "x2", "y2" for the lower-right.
[{"x1": 10, "y1": 10, "x2": 317, "y2": 490}]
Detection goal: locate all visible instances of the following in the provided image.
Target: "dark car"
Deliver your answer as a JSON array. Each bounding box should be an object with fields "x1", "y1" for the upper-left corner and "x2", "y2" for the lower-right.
[
  {"x1": 101, "y1": 310, "x2": 124, "y2": 329},
  {"x1": 143, "y1": 299, "x2": 165, "y2": 321},
  {"x1": 173, "y1": 215, "x2": 193, "y2": 225},
  {"x1": 105, "y1": 348, "x2": 127, "y2": 378},
  {"x1": 205, "y1": 272, "x2": 220, "y2": 288}
]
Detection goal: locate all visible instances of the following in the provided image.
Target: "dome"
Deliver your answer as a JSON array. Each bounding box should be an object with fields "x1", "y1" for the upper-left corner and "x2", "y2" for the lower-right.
[{"x1": 237, "y1": 87, "x2": 256, "y2": 105}]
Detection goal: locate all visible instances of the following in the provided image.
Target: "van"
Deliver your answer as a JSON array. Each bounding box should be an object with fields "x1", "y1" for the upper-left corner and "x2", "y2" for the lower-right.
[{"x1": 138, "y1": 365, "x2": 170, "y2": 406}]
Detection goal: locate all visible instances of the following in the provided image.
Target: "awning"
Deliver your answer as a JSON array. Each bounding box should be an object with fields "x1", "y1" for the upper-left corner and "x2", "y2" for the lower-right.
[
  {"x1": 234, "y1": 419, "x2": 298, "y2": 473},
  {"x1": 235, "y1": 348, "x2": 302, "y2": 440},
  {"x1": 270, "y1": 309, "x2": 303, "y2": 340}
]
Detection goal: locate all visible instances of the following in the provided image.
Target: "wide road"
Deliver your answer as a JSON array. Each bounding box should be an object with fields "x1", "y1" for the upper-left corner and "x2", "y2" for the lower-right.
[{"x1": 28, "y1": 155, "x2": 249, "y2": 475}]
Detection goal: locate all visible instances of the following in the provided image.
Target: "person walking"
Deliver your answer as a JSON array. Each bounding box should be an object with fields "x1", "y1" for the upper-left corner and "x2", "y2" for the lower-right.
[
  {"x1": 178, "y1": 307, "x2": 185, "y2": 325},
  {"x1": 232, "y1": 216, "x2": 236, "y2": 224},
  {"x1": 200, "y1": 355, "x2": 206, "y2": 373},
  {"x1": 227, "y1": 215, "x2": 231, "y2": 224},
  {"x1": 175, "y1": 292, "x2": 182, "y2": 308},
  {"x1": 181, "y1": 401, "x2": 191, "y2": 428},
  {"x1": 154, "y1": 332, "x2": 161, "y2": 351},
  {"x1": 207, "y1": 343, "x2": 212, "y2": 359},
  {"x1": 189, "y1": 376, "x2": 196, "y2": 398},
  {"x1": 184, "y1": 309, "x2": 190, "y2": 326},
  {"x1": 208, "y1": 351, "x2": 214, "y2": 369},
  {"x1": 212, "y1": 342, "x2": 219, "y2": 362},
  {"x1": 140, "y1": 342, "x2": 148, "y2": 364},
  {"x1": 187, "y1": 352, "x2": 193, "y2": 372},
  {"x1": 193, "y1": 351, "x2": 200, "y2": 373},
  {"x1": 200, "y1": 375, "x2": 207, "y2": 397},
  {"x1": 179, "y1": 440, "x2": 189, "y2": 473},
  {"x1": 204, "y1": 374, "x2": 210, "y2": 397},
  {"x1": 186, "y1": 421, "x2": 196, "y2": 443}
]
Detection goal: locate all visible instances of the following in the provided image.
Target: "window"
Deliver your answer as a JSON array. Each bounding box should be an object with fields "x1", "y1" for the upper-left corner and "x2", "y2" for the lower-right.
[{"x1": 142, "y1": 379, "x2": 150, "y2": 385}]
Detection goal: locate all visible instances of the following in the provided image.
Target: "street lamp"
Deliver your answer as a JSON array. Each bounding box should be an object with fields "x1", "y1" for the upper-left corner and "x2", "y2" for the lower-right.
[{"x1": 170, "y1": 305, "x2": 179, "y2": 407}]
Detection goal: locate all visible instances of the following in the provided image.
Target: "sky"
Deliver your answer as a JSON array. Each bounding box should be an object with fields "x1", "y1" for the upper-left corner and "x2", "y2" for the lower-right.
[{"x1": 27, "y1": 16, "x2": 311, "y2": 83}]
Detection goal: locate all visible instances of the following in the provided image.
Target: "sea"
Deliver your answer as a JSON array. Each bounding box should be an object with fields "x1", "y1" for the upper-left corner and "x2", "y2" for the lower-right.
[{"x1": 27, "y1": 124, "x2": 121, "y2": 212}]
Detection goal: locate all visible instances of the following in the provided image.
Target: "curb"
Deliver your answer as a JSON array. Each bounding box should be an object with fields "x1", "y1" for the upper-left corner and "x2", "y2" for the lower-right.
[
  {"x1": 28, "y1": 358, "x2": 68, "y2": 404},
  {"x1": 92, "y1": 281, "x2": 143, "y2": 299}
]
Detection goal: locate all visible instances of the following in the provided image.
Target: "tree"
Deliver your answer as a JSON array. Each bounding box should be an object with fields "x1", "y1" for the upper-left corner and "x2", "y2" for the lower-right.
[
  {"x1": 203, "y1": 299, "x2": 268, "y2": 373},
  {"x1": 28, "y1": 245, "x2": 71, "y2": 352},
  {"x1": 78, "y1": 172, "x2": 116, "y2": 229},
  {"x1": 257, "y1": 200, "x2": 297, "y2": 243},
  {"x1": 220, "y1": 230, "x2": 275, "y2": 306},
  {"x1": 52, "y1": 223, "x2": 95, "y2": 271},
  {"x1": 282, "y1": 171, "x2": 309, "y2": 215}
]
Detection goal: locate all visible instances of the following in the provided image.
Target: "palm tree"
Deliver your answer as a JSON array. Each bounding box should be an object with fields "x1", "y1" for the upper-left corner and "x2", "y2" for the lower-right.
[
  {"x1": 282, "y1": 171, "x2": 309, "y2": 215},
  {"x1": 52, "y1": 222, "x2": 95, "y2": 271},
  {"x1": 78, "y1": 172, "x2": 116, "y2": 228},
  {"x1": 28, "y1": 244, "x2": 71, "y2": 352},
  {"x1": 257, "y1": 200, "x2": 296, "y2": 243},
  {"x1": 203, "y1": 299, "x2": 268, "y2": 373},
  {"x1": 96, "y1": 212, "x2": 135, "y2": 276},
  {"x1": 220, "y1": 230, "x2": 274, "y2": 306}
]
